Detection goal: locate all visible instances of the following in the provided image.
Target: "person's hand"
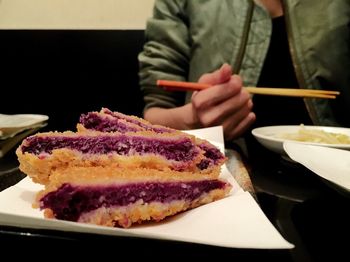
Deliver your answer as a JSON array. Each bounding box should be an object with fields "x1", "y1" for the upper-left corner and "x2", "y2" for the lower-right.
[{"x1": 188, "y1": 63, "x2": 256, "y2": 140}]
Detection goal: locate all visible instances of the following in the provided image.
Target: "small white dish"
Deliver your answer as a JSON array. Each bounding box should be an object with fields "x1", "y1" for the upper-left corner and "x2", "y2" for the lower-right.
[
  {"x1": 252, "y1": 125, "x2": 350, "y2": 155},
  {"x1": 0, "y1": 114, "x2": 48, "y2": 139},
  {"x1": 0, "y1": 114, "x2": 48, "y2": 129}
]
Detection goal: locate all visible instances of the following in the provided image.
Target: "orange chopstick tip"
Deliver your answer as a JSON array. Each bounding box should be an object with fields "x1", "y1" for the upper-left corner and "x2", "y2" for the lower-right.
[{"x1": 157, "y1": 79, "x2": 212, "y2": 91}]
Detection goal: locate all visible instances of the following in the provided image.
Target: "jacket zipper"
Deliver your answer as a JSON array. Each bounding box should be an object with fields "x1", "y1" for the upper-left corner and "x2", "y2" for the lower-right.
[
  {"x1": 234, "y1": 1, "x2": 254, "y2": 73},
  {"x1": 282, "y1": 0, "x2": 319, "y2": 125}
]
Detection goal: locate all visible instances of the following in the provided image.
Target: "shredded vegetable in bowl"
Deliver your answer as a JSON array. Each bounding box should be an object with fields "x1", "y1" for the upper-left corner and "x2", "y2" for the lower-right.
[{"x1": 277, "y1": 125, "x2": 350, "y2": 144}]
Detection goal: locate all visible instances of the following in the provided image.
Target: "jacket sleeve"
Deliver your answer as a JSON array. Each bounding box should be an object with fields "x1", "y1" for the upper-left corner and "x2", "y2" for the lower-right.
[{"x1": 138, "y1": 0, "x2": 190, "y2": 112}]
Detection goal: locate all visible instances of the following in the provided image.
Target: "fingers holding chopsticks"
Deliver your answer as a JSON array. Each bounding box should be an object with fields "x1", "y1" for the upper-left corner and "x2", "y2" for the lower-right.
[
  {"x1": 194, "y1": 74, "x2": 245, "y2": 107},
  {"x1": 198, "y1": 63, "x2": 232, "y2": 85},
  {"x1": 190, "y1": 64, "x2": 255, "y2": 140}
]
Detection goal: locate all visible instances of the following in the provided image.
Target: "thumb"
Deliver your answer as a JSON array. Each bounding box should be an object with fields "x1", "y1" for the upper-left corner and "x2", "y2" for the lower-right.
[{"x1": 198, "y1": 63, "x2": 232, "y2": 85}]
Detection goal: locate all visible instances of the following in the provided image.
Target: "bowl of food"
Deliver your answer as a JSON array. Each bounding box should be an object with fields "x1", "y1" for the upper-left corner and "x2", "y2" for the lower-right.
[{"x1": 251, "y1": 125, "x2": 350, "y2": 155}]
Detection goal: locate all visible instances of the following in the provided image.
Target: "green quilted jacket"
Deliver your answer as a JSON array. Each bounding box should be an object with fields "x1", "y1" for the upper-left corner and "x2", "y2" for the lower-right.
[{"x1": 139, "y1": 0, "x2": 350, "y2": 127}]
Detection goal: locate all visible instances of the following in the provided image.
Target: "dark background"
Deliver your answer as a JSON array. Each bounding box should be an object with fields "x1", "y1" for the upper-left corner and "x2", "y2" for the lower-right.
[{"x1": 0, "y1": 30, "x2": 145, "y2": 131}]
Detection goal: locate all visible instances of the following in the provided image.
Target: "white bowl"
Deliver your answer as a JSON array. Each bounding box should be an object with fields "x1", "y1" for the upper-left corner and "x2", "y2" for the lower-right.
[{"x1": 252, "y1": 125, "x2": 350, "y2": 155}]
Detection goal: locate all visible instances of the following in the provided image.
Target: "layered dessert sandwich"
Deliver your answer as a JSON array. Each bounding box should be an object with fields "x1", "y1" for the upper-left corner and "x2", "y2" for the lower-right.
[
  {"x1": 77, "y1": 107, "x2": 174, "y2": 134},
  {"x1": 78, "y1": 108, "x2": 225, "y2": 171},
  {"x1": 16, "y1": 110, "x2": 231, "y2": 228},
  {"x1": 36, "y1": 166, "x2": 230, "y2": 228}
]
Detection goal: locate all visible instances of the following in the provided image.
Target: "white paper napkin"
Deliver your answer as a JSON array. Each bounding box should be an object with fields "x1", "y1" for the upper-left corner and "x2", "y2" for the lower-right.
[
  {"x1": 284, "y1": 141, "x2": 350, "y2": 191},
  {"x1": 0, "y1": 126, "x2": 293, "y2": 249}
]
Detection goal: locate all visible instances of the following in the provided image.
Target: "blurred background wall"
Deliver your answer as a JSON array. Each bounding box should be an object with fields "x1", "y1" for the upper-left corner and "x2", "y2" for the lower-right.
[
  {"x1": 0, "y1": 0, "x2": 155, "y2": 130},
  {"x1": 0, "y1": 0, "x2": 155, "y2": 29}
]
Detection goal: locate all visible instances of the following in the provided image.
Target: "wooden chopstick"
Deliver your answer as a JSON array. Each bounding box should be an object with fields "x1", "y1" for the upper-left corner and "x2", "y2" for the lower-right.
[
  {"x1": 245, "y1": 87, "x2": 338, "y2": 99},
  {"x1": 156, "y1": 80, "x2": 340, "y2": 99}
]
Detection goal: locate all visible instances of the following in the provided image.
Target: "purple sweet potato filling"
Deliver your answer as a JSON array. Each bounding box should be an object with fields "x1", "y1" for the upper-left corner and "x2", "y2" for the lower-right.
[
  {"x1": 21, "y1": 135, "x2": 199, "y2": 162},
  {"x1": 85, "y1": 110, "x2": 224, "y2": 170},
  {"x1": 40, "y1": 180, "x2": 228, "y2": 222},
  {"x1": 79, "y1": 113, "x2": 140, "y2": 133},
  {"x1": 197, "y1": 143, "x2": 225, "y2": 170},
  {"x1": 102, "y1": 108, "x2": 172, "y2": 133}
]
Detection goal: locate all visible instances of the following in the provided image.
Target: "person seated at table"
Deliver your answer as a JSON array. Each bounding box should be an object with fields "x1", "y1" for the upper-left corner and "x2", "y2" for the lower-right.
[{"x1": 138, "y1": 0, "x2": 350, "y2": 142}]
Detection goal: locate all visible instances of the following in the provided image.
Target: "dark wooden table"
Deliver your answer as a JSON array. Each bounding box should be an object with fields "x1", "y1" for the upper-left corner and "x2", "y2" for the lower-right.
[
  {"x1": 236, "y1": 139, "x2": 350, "y2": 262},
  {"x1": 0, "y1": 141, "x2": 348, "y2": 261}
]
